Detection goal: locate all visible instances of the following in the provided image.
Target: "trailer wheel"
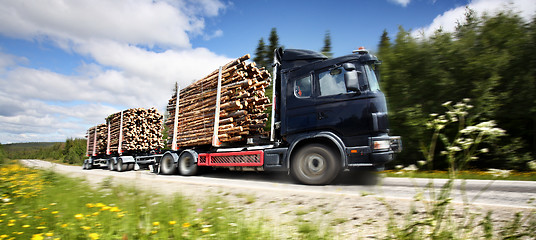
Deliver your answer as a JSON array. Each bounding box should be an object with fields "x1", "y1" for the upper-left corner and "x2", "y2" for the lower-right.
[
  {"x1": 291, "y1": 143, "x2": 340, "y2": 185},
  {"x1": 82, "y1": 162, "x2": 87, "y2": 170},
  {"x1": 86, "y1": 162, "x2": 92, "y2": 170},
  {"x1": 178, "y1": 151, "x2": 198, "y2": 176},
  {"x1": 128, "y1": 163, "x2": 135, "y2": 171},
  {"x1": 108, "y1": 160, "x2": 115, "y2": 171},
  {"x1": 160, "y1": 154, "x2": 177, "y2": 175},
  {"x1": 117, "y1": 158, "x2": 125, "y2": 172}
]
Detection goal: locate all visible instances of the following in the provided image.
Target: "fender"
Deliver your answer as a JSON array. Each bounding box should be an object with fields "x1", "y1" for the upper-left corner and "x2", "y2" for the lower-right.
[
  {"x1": 285, "y1": 131, "x2": 347, "y2": 170},
  {"x1": 178, "y1": 149, "x2": 199, "y2": 163},
  {"x1": 163, "y1": 151, "x2": 180, "y2": 164},
  {"x1": 119, "y1": 156, "x2": 135, "y2": 164}
]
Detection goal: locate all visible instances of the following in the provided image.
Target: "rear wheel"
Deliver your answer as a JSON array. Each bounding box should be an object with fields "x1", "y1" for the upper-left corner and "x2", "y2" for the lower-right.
[
  {"x1": 291, "y1": 143, "x2": 340, "y2": 185},
  {"x1": 178, "y1": 152, "x2": 198, "y2": 176},
  {"x1": 108, "y1": 160, "x2": 115, "y2": 171},
  {"x1": 128, "y1": 163, "x2": 135, "y2": 171},
  {"x1": 117, "y1": 158, "x2": 125, "y2": 172},
  {"x1": 160, "y1": 154, "x2": 177, "y2": 175}
]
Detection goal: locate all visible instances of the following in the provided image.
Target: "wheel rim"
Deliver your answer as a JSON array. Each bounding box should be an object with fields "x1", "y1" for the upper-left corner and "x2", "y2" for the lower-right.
[
  {"x1": 302, "y1": 153, "x2": 326, "y2": 176},
  {"x1": 182, "y1": 156, "x2": 193, "y2": 169}
]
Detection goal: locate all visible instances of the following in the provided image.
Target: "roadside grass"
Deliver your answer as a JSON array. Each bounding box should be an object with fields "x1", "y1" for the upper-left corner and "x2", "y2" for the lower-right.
[
  {"x1": 0, "y1": 163, "x2": 330, "y2": 239},
  {"x1": 381, "y1": 169, "x2": 536, "y2": 181}
]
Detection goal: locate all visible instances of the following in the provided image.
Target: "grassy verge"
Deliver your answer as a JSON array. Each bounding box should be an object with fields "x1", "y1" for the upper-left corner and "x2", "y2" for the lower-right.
[
  {"x1": 381, "y1": 169, "x2": 536, "y2": 181},
  {"x1": 0, "y1": 163, "x2": 330, "y2": 240}
]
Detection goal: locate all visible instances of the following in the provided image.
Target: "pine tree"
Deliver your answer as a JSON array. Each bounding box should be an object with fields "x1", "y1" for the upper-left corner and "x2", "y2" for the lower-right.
[
  {"x1": 321, "y1": 30, "x2": 333, "y2": 58},
  {"x1": 254, "y1": 37, "x2": 268, "y2": 69},
  {"x1": 266, "y1": 28, "x2": 280, "y2": 67}
]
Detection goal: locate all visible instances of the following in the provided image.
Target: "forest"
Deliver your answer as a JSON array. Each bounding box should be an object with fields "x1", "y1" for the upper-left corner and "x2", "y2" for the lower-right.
[{"x1": 378, "y1": 9, "x2": 535, "y2": 170}]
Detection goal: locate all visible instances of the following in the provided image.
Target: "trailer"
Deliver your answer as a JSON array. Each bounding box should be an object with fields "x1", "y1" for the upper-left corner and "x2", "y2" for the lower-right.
[{"x1": 83, "y1": 108, "x2": 164, "y2": 171}]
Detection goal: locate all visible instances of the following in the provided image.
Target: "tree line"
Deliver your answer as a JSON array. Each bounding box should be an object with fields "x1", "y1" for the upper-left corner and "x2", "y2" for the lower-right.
[
  {"x1": 0, "y1": 138, "x2": 86, "y2": 165},
  {"x1": 253, "y1": 28, "x2": 333, "y2": 70},
  {"x1": 378, "y1": 9, "x2": 536, "y2": 170}
]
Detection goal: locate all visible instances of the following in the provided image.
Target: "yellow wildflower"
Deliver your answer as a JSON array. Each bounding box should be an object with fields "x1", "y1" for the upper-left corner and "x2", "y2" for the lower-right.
[
  {"x1": 86, "y1": 203, "x2": 95, "y2": 208},
  {"x1": 151, "y1": 230, "x2": 158, "y2": 234},
  {"x1": 109, "y1": 207, "x2": 120, "y2": 212},
  {"x1": 61, "y1": 223, "x2": 68, "y2": 228},
  {"x1": 40, "y1": 208, "x2": 48, "y2": 211},
  {"x1": 74, "y1": 213, "x2": 84, "y2": 220},
  {"x1": 45, "y1": 232, "x2": 54, "y2": 237},
  {"x1": 95, "y1": 203, "x2": 106, "y2": 208},
  {"x1": 0, "y1": 234, "x2": 8, "y2": 238},
  {"x1": 169, "y1": 220, "x2": 177, "y2": 225},
  {"x1": 201, "y1": 228, "x2": 210, "y2": 233},
  {"x1": 22, "y1": 225, "x2": 30, "y2": 228},
  {"x1": 92, "y1": 212, "x2": 100, "y2": 216},
  {"x1": 31, "y1": 234, "x2": 43, "y2": 240},
  {"x1": 36, "y1": 226, "x2": 47, "y2": 230},
  {"x1": 89, "y1": 233, "x2": 100, "y2": 240},
  {"x1": 81, "y1": 226, "x2": 91, "y2": 230},
  {"x1": 49, "y1": 203, "x2": 57, "y2": 206},
  {"x1": 182, "y1": 222, "x2": 191, "y2": 228},
  {"x1": 51, "y1": 211, "x2": 58, "y2": 215},
  {"x1": 100, "y1": 206, "x2": 111, "y2": 211},
  {"x1": 152, "y1": 221, "x2": 160, "y2": 226},
  {"x1": 116, "y1": 213, "x2": 125, "y2": 218}
]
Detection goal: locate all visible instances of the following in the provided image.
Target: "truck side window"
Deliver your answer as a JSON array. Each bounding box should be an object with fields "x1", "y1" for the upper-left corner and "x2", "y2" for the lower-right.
[
  {"x1": 294, "y1": 75, "x2": 312, "y2": 98},
  {"x1": 319, "y1": 68, "x2": 346, "y2": 96}
]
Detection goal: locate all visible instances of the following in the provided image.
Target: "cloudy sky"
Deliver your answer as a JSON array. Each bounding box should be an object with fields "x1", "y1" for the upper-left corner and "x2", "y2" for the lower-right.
[{"x1": 0, "y1": 0, "x2": 534, "y2": 143}]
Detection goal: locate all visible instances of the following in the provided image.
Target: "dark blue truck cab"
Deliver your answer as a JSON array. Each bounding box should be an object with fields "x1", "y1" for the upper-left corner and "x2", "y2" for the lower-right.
[{"x1": 265, "y1": 47, "x2": 401, "y2": 184}]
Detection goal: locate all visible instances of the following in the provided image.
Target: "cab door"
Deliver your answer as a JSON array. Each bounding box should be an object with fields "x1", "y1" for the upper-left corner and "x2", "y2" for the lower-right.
[
  {"x1": 284, "y1": 68, "x2": 317, "y2": 135},
  {"x1": 313, "y1": 64, "x2": 372, "y2": 146}
]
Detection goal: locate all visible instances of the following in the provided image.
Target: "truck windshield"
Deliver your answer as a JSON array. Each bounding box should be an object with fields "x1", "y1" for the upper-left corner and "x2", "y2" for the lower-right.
[{"x1": 364, "y1": 64, "x2": 380, "y2": 91}]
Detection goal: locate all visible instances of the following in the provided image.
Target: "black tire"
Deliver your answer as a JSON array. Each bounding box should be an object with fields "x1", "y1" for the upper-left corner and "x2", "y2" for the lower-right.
[
  {"x1": 108, "y1": 160, "x2": 115, "y2": 171},
  {"x1": 160, "y1": 154, "x2": 177, "y2": 175},
  {"x1": 117, "y1": 158, "x2": 125, "y2": 172},
  {"x1": 178, "y1": 152, "x2": 198, "y2": 176},
  {"x1": 86, "y1": 162, "x2": 92, "y2": 170},
  {"x1": 291, "y1": 143, "x2": 340, "y2": 185},
  {"x1": 82, "y1": 162, "x2": 87, "y2": 170},
  {"x1": 128, "y1": 163, "x2": 135, "y2": 171}
]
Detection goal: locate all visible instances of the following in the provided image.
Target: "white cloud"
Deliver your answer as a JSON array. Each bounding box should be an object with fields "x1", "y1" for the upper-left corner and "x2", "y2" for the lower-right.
[
  {"x1": 389, "y1": 0, "x2": 411, "y2": 7},
  {"x1": 0, "y1": 0, "x2": 231, "y2": 143},
  {"x1": 413, "y1": 0, "x2": 536, "y2": 38}
]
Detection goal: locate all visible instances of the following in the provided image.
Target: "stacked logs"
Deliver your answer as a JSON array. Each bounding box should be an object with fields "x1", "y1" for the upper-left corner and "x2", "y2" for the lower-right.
[
  {"x1": 106, "y1": 107, "x2": 164, "y2": 153},
  {"x1": 165, "y1": 54, "x2": 272, "y2": 147},
  {"x1": 86, "y1": 123, "x2": 107, "y2": 156}
]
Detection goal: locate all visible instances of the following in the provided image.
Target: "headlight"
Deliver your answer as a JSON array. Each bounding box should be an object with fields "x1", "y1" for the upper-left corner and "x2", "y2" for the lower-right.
[{"x1": 373, "y1": 140, "x2": 390, "y2": 151}]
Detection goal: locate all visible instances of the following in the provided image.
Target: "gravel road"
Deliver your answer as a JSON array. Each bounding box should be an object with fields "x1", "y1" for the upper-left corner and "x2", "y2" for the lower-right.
[{"x1": 20, "y1": 159, "x2": 536, "y2": 239}]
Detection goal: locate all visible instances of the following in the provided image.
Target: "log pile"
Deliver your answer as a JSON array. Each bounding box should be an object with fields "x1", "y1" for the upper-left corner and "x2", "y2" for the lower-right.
[
  {"x1": 165, "y1": 54, "x2": 272, "y2": 147},
  {"x1": 86, "y1": 123, "x2": 106, "y2": 156},
  {"x1": 106, "y1": 107, "x2": 164, "y2": 153}
]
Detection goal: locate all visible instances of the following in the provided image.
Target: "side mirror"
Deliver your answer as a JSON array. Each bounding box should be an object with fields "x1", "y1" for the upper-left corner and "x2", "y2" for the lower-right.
[
  {"x1": 343, "y1": 62, "x2": 356, "y2": 71},
  {"x1": 345, "y1": 70, "x2": 360, "y2": 92}
]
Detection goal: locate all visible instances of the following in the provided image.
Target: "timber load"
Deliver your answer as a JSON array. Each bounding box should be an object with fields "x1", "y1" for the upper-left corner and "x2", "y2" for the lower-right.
[
  {"x1": 106, "y1": 107, "x2": 164, "y2": 153},
  {"x1": 86, "y1": 123, "x2": 107, "y2": 156},
  {"x1": 165, "y1": 54, "x2": 272, "y2": 147}
]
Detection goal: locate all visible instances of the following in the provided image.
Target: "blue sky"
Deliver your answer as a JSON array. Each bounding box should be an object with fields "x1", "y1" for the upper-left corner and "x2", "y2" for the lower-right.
[{"x1": 0, "y1": 0, "x2": 534, "y2": 143}]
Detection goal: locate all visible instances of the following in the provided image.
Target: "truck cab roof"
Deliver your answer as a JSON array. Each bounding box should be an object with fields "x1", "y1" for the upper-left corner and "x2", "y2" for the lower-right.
[{"x1": 275, "y1": 48, "x2": 379, "y2": 71}]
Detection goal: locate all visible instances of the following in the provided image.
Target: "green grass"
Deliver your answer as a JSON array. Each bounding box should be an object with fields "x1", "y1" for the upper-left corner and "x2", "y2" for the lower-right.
[
  {"x1": 382, "y1": 169, "x2": 536, "y2": 181},
  {"x1": 0, "y1": 163, "x2": 330, "y2": 239}
]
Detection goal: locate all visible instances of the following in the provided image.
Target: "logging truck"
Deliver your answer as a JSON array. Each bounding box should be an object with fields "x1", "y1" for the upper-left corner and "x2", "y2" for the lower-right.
[{"x1": 84, "y1": 47, "x2": 401, "y2": 185}]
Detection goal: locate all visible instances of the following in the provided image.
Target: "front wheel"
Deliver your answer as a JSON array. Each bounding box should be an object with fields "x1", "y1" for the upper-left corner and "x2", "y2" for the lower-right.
[
  {"x1": 291, "y1": 144, "x2": 340, "y2": 185},
  {"x1": 178, "y1": 152, "x2": 198, "y2": 176}
]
